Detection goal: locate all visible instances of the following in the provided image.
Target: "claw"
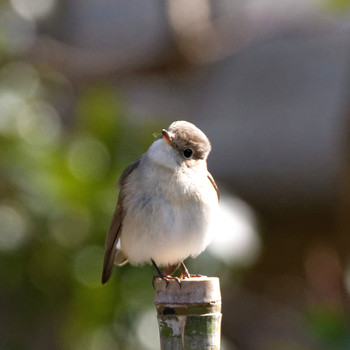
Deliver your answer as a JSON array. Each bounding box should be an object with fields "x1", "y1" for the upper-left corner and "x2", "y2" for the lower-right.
[
  {"x1": 172, "y1": 276, "x2": 182, "y2": 288},
  {"x1": 152, "y1": 274, "x2": 181, "y2": 289},
  {"x1": 152, "y1": 274, "x2": 168, "y2": 289},
  {"x1": 151, "y1": 259, "x2": 181, "y2": 289}
]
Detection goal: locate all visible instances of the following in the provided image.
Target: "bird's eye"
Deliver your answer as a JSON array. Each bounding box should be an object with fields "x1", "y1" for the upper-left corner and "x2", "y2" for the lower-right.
[{"x1": 183, "y1": 149, "x2": 193, "y2": 159}]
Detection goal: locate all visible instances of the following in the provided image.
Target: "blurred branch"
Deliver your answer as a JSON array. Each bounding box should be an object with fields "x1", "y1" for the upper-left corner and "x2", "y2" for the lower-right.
[
  {"x1": 24, "y1": 2, "x2": 345, "y2": 80},
  {"x1": 167, "y1": 0, "x2": 330, "y2": 64},
  {"x1": 26, "y1": 35, "x2": 173, "y2": 81}
]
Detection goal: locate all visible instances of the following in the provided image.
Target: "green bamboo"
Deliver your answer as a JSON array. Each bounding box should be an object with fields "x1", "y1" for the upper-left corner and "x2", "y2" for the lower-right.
[{"x1": 154, "y1": 276, "x2": 222, "y2": 349}]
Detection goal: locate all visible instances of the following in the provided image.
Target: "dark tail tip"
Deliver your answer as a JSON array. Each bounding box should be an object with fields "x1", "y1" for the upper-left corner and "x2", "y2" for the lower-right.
[
  {"x1": 102, "y1": 247, "x2": 115, "y2": 285},
  {"x1": 101, "y1": 269, "x2": 111, "y2": 285}
]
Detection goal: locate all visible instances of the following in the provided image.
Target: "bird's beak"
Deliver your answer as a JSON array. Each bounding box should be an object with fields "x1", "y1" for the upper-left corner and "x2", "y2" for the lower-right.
[{"x1": 162, "y1": 129, "x2": 174, "y2": 147}]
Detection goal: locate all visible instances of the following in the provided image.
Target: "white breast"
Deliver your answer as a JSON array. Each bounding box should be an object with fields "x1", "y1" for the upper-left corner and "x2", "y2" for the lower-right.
[{"x1": 119, "y1": 148, "x2": 218, "y2": 267}]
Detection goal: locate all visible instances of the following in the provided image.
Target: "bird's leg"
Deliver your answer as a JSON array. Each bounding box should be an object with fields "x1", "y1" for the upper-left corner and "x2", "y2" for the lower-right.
[
  {"x1": 179, "y1": 262, "x2": 203, "y2": 279},
  {"x1": 151, "y1": 259, "x2": 181, "y2": 288},
  {"x1": 180, "y1": 261, "x2": 190, "y2": 279},
  {"x1": 163, "y1": 263, "x2": 181, "y2": 276}
]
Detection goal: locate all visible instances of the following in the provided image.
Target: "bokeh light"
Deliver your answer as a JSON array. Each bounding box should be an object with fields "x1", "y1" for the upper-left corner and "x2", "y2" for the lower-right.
[
  {"x1": 136, "y1": 308, "x2": 160, "y2": 350},
  {"x1": 0, "y1": 61, "x2": 40, "y2": 98},
  {"x1": 67, "y1": 136, "x2": 111, "y2": 182},
  {"x1": 208, "y1": 195, "x2": 261, "y2": 266},
  {"x1": 76, "y1": 325, "x2": 120, "y2": 350},
  {"x1": 49, "y1": 206, "x2": 91, "y2": 248},
  {"x1": 10, "y1": 0, "x2": 56, "y2": 21},
  {"x1": 0, "y1": 4, "x2": 36, "y2": 54},
  {"x1": 0, "y1": 204, "x2": 28, "y2": 251},
  {"x1": 74, "y1": 245, "x2": 105, "y2": 287},
  {"x1": 17, "y1": 101, "x2": 62, "y2": 145},
  {"x1": 0, "y1": 90, "x2": 25, "y2": 133}
]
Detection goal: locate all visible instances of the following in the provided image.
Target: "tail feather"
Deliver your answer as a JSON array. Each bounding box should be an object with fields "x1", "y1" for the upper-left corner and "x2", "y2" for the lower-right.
[
  {"x1": 101, "y1": 242, "x2": 116, "y2": 284},
  {"x1": 101, "y1": 261, "x2": 113, "y2": 285}
]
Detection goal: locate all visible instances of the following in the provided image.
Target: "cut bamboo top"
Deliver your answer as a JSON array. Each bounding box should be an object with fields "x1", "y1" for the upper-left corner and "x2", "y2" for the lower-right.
[{"x1": 155, "y1": 276, "x2": 221, "y2": 304}]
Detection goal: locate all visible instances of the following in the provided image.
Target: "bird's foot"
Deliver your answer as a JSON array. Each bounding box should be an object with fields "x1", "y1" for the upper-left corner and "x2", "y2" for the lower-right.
[
  {"x1": 151, "y1": 259, "x2": 181, "y2": 289},
  {"x1": 152, "y1": 274, "x2": 181, "y2": 289}
]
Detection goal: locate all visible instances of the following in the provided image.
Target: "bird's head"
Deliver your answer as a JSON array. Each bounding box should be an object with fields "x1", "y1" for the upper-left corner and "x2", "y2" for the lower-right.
[{"x1": 148, "y1": 121, "x2": 211, "y2": 171}]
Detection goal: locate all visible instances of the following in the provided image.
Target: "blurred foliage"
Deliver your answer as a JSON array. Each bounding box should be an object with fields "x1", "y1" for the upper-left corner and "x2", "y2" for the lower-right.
[
  {"x1": 324, "y1": 0, "x2": 350, "y2": 12},
  {"x1": 305, "y1": 306, "x2": 350, "y2": 349},
  {"x1": 0, "y1": 60, "x2": 164, "y2": 350}
]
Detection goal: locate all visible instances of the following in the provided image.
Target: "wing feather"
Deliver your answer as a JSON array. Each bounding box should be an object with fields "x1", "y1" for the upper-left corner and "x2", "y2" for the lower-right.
[
  {"x1": 101, "y1": 159, "x2": 140, "y2": 284},
  {"x1": 207, "y1": 171, "x2": 219, "y2": 200}
]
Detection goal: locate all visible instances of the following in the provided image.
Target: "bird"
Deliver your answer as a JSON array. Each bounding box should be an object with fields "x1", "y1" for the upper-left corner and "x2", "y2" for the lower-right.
[{"x1": 102, "y1": 120, "x2": 219, "y2": 285}]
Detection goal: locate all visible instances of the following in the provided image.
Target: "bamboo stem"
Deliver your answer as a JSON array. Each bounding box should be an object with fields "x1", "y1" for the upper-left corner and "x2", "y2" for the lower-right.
[{"x1": 154, "y1": 276, "x2": 222, "y2": 349}]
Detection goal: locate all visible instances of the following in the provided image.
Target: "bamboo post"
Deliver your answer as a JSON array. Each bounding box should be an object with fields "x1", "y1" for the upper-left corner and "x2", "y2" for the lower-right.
[{"x1": 154, "y1": 276, "x2": 222, "y2": 349}]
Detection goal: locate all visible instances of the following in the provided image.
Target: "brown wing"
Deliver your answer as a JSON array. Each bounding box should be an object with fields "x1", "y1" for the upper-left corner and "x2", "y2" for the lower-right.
[
  {"x1": 101, "y1": 159, "x2": 140, "y2": 284},
  {"x1": 207, "y1": 171, "x2": 219, "y2": 201}
]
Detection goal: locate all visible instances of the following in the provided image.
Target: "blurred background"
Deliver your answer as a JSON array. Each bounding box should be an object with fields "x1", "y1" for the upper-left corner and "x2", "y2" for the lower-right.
[{"x1": 2, "y1": 0, "x2": 350, "y2": 349}]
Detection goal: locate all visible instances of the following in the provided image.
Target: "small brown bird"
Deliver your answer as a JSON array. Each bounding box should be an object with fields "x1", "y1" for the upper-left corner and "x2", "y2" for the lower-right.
[{"x1": 102, "y1": 121, "x2": 219, "y2": 285}]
